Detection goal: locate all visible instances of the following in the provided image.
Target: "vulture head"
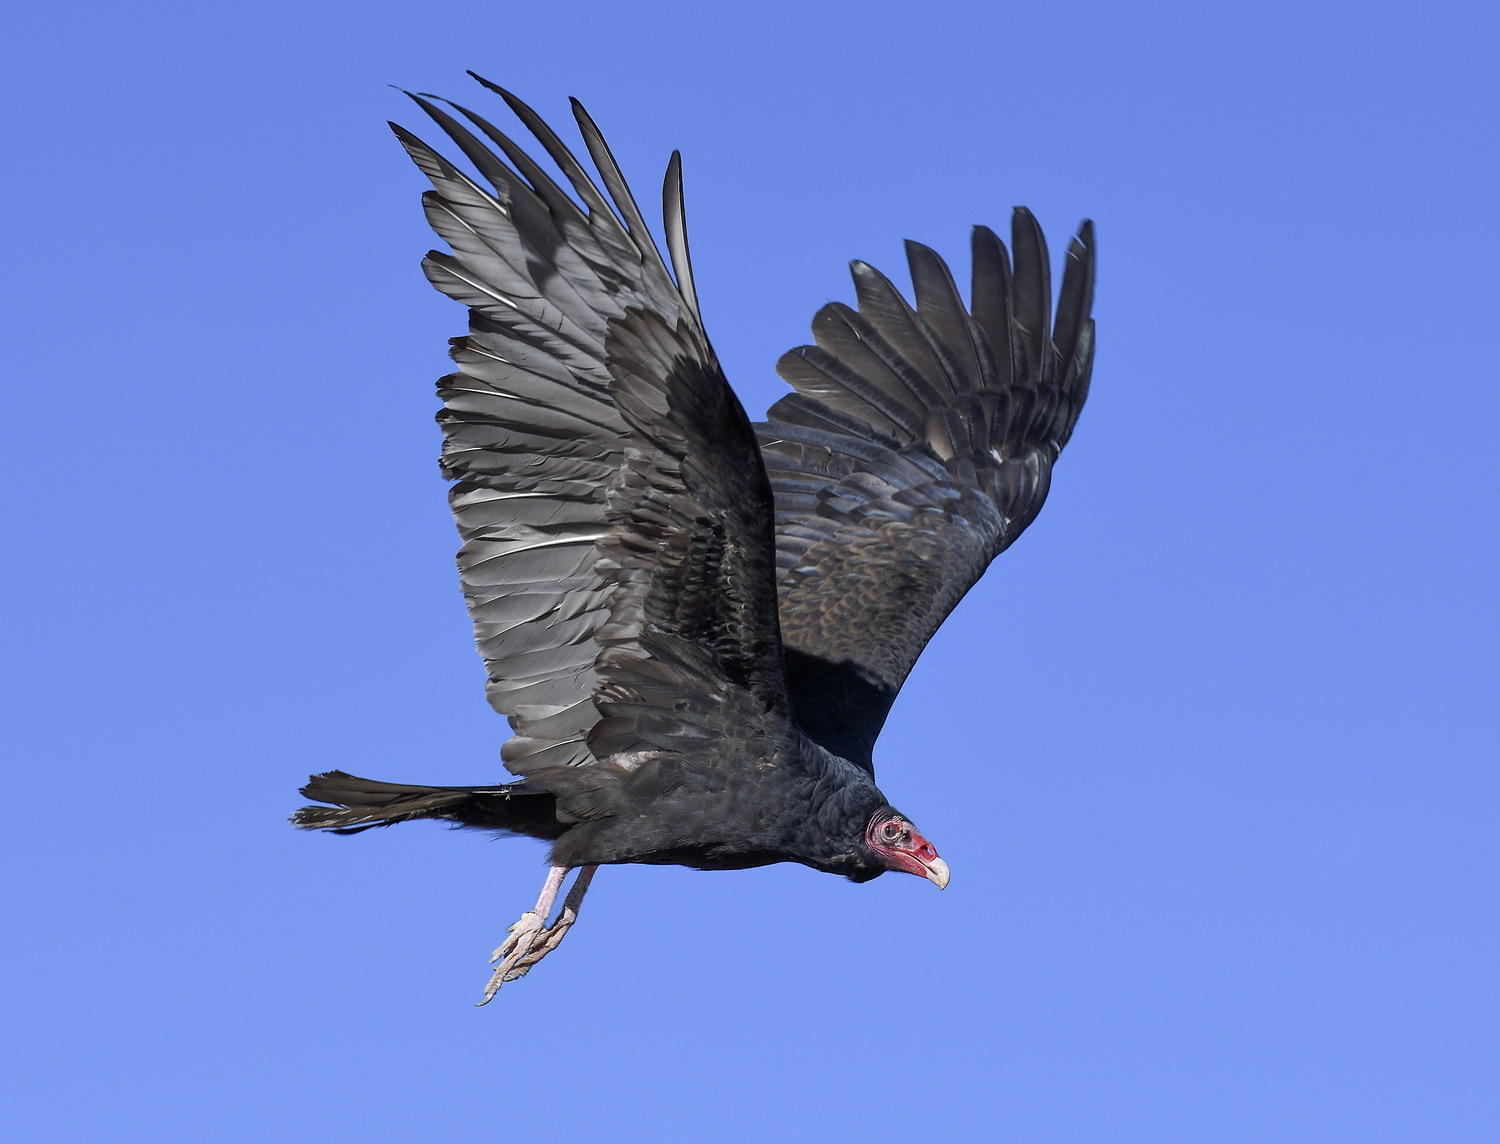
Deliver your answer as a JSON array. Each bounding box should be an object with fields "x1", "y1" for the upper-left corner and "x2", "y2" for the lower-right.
[{"x1": 865, "y1": 810, "x2": 950, "y2": 889}]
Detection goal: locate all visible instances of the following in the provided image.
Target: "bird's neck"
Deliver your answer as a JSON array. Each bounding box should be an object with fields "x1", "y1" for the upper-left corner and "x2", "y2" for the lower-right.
[{"x1": 788, "y1": 736, "x2": 890, "y2": 877}]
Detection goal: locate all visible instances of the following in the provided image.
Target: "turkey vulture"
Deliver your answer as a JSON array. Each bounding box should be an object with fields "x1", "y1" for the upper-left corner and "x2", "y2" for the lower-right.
[{"x1": 294, "y1": 76, "x2": 1096, "y2": 1003}]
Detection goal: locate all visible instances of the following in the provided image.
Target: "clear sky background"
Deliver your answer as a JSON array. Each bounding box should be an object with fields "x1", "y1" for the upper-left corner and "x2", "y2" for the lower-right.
[{"x1": 6, "y1": 1, "x2": 1497, "y2": 1140}]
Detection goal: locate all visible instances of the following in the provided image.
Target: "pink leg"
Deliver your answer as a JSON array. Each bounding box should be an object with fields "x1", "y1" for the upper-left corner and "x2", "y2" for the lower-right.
[
  {"x1": 513, "y1": 866, "x2": 596, "y2": 967},
  {"x1": 530, "y1": 866, "x2": 569, "y2": 917}
]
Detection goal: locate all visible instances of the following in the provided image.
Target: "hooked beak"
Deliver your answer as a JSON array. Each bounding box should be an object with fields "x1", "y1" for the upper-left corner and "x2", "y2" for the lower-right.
[{"x1": 922, "y1": 856, "x2": 952, "y2": 890}]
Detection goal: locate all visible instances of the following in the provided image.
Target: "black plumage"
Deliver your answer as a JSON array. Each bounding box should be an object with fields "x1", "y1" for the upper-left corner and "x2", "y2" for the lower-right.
[{"x1": 294, "y1": 78, "x2": 1096, "y2": 997}]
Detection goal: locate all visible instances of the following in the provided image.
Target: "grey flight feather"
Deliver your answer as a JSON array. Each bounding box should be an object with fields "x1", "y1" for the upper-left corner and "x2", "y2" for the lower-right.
[{"x1": 397, "y1": 79, "x2": 797, "y2": 826}]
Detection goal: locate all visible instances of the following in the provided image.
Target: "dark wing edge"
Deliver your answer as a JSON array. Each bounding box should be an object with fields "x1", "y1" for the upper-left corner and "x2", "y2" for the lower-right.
[
  {"x1": 756, "y1": 211, "x2": 1096, "y2": 769},
  {"x1": 398, "y1": 80, "x2": 791, "y2": 822}
]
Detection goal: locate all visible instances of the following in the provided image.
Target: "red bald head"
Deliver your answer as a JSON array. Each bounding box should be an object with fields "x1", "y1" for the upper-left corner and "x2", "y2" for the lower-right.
[{"x1": 866, "y1": 811, "x2": 950, "y2": 889}]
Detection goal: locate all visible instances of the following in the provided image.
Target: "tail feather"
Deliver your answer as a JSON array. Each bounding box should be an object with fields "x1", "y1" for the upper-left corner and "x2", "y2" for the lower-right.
[{"x1": 292, "y1": 770, "x2": 564, "y2": 839}]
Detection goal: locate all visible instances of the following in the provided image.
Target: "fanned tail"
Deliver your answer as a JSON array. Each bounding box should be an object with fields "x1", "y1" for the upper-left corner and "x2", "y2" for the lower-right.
[{"x1": 292, "y1": 770, "x2": 564, "y2": 838}]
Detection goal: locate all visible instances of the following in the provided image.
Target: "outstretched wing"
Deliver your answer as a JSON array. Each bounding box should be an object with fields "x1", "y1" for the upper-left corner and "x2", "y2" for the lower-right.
[
  {"x1": 756, "y1": 213, "x2": 1096, "y2": 770},
  {"x1": 400, "y1": 79, "x2": 792, "y2": 823}
]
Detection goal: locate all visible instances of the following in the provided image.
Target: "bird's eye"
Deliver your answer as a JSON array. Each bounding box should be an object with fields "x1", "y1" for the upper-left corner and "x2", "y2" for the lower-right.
[{"x1": 882, "y1": 822, "x2": 901, "y2": 842}]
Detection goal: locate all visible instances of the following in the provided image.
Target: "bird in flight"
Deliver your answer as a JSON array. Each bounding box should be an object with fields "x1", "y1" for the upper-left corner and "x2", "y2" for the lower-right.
[{"x1": 294, "y1": 75, "x2": 1096, "y2": 1004}]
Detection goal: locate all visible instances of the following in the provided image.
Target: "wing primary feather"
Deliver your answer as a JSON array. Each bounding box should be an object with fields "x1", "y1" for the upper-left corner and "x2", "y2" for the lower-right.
[
  {"x1": 569, "y1": 97, "x2": 662, "y2": 259},
  {"x1": 1009, "y1": 207, "x2": 1052, "y2": 384},
  {"x1": 970, "y1": 224, "x2": 1015, "y2": 388},
  {"x1": 662, "y1": 150, "x2": 703, "y2": 325},
  {"x1": 1049, "y1": 220, "x2": 1097, "y2": 448},
  {"x1": 1052, "y1": 220, "x2": 1096, "y2": 385}
]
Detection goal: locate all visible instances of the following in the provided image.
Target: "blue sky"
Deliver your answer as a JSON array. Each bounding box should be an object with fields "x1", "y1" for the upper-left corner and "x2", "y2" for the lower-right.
[{"x1": 6, "y1": 1, "x2": 1497, "y2": 1140}]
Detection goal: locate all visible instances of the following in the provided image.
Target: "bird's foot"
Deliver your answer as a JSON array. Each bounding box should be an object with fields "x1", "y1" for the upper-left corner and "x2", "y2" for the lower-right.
[
  {"x1": 476, "y1": 910, "x2": 545, "y2": 1005},
  {"x1": 476, "y1": 905, "x2": 579, "y2": 1004},
  {"x1": 508, "y1": 904, "x2": 580, "y2": 980},
  {"x1": 474, "y1": 865, "x2": 596, "y2": 1005}
]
